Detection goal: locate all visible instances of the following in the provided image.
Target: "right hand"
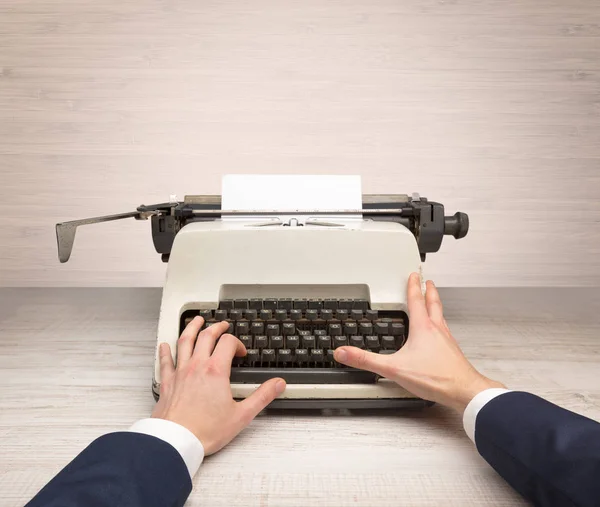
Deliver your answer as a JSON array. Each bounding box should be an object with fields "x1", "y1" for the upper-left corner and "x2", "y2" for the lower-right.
[{"x1": 334, "y1": 273, "x2": 504, "y2": 413}]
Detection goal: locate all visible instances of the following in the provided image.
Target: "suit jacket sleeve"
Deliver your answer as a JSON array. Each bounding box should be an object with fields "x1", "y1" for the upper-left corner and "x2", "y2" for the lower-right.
[
  {"x1": 26, "y1": 432, "x2": 192, "y2": 507},
  {"x1": 475, "y1": 391, "x2": 600, "y2": 507}
]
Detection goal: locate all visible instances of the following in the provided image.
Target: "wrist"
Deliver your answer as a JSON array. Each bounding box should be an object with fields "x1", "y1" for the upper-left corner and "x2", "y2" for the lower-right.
[
  {"x1": 129, "y1": 418, "x2": 205, "y2": 478},
  {"x1": 450, "y1": 374, "x2": 505, "y2": 413}
]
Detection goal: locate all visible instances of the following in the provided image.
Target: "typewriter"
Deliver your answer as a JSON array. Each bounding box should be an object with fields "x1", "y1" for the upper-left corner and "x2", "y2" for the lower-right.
[{"x1": 56, "y1": 176, "x2": 469, "y2": 408}]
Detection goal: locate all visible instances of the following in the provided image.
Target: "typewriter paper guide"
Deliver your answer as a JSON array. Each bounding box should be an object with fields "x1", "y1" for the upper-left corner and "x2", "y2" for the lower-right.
[{"x1": 221, "y1": 174, "x2": 362, "y2": 215}]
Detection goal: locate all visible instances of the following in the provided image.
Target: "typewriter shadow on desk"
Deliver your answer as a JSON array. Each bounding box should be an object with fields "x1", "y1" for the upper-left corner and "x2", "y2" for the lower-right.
[{"x1": 262, "y1": 403, "x2": 460, "y2": 437}]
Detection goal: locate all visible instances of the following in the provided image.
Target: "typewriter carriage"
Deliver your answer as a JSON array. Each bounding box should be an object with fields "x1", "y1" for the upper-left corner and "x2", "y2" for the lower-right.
[{"x1": 56, "y1": 193, "x2": 469, "y2": 264}]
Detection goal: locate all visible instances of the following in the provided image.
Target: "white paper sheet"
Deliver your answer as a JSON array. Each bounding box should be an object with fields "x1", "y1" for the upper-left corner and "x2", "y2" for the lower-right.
[{"x1": 221, "y1": 175, "x2": 362, "y2": 214}]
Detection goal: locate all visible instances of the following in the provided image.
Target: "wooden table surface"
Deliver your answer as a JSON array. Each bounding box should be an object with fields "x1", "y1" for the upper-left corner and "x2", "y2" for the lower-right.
[{"x1": 1, "y1": 288, "x2": 599, "y2": 506}]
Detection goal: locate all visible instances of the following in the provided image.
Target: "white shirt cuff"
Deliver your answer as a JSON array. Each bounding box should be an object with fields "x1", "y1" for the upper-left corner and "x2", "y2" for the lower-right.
[
  {"x1": 128, "y1": 418, "x2": 204, "y2": 478},
  {"x1": 462, "y1": 388, "x2": 511, "y2": 444}
]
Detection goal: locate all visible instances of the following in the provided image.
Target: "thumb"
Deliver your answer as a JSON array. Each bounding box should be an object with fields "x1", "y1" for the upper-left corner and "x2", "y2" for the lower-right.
[
  {"x1": 240, "y1": 377, "x2": 286, "y2": 422},
  {"x1": 334, "y1": 347, "x2": 396, "y2": 378}
]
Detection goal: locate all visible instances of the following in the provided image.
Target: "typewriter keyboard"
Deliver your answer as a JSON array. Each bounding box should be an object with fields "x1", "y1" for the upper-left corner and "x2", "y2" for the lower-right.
[{"x1": 181, "y1": 298, "x2": 408, "y2": 384}]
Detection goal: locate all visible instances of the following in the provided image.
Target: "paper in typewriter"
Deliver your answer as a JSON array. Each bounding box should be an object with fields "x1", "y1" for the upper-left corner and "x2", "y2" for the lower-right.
[{"x1": 221, "y1": 175, "x2": 362, "y2": 218}]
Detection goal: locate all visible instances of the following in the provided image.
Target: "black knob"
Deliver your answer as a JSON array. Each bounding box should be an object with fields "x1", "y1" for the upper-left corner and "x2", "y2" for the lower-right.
[{"x1": 444, "y1": 212, "x2": 469, "y2": 239}]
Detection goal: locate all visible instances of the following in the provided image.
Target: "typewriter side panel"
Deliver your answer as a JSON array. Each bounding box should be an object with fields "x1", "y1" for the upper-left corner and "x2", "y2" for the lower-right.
[{"x1": 153, "y1": 220, "x2": 421, "y2": 390}]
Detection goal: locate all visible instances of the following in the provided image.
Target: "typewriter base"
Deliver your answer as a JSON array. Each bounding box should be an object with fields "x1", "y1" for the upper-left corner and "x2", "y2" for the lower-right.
[
  {"x1": 152, "y1": 385, "x2": 432, "y2": 409},
  {"x1": 255, "y1": 398, "x2": 433, "y2": 409}
]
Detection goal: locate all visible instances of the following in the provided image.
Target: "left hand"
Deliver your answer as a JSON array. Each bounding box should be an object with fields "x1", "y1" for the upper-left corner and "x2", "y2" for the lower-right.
[{"x1": 152, "y1": 318, "x2": 286, "y2": 455}]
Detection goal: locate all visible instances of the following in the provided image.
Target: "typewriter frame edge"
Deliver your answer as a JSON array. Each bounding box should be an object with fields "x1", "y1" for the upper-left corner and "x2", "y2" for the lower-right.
[{"x1": 151, "y1": 382, "x2": 434, "y2": 409}]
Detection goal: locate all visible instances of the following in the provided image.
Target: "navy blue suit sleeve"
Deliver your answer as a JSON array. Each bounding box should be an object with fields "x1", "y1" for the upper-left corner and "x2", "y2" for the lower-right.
[
  {"x1": 475, "y1": 391, "x2": 600, "y2": 507},
  {"x1": 26, "y1": 432, "x2": 192, "y2": 507}
]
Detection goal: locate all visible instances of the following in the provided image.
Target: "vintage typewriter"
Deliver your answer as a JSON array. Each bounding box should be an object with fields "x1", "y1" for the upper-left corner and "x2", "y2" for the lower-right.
[{"x1": 56, "y1": 176, "x2": 469, "y2": 408}]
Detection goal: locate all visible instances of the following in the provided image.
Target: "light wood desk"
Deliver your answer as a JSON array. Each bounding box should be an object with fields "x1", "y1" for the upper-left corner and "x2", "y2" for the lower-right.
[{"x1": 1, "y1": 288, "x2": 599, "y2": 506}]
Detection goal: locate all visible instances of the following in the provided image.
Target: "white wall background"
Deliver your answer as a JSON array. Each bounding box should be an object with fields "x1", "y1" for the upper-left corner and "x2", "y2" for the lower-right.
[{"x1": 1, "y1": 0, "x2": 599, "y2": 287}]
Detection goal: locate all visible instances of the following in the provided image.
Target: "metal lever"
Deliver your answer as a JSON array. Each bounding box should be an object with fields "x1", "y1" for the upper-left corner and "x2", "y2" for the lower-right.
[{"x1": 56, "y1": 211, "x2": 153, "y2": 263}]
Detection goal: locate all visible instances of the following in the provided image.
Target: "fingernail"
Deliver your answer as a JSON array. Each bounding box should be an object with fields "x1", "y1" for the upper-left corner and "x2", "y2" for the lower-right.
[
  {"x1": 335, "y1": 349, "x2": 347, "y2": 362},
  {"x1": 275, "y1": 380, "x2": 286, "y2": 395}
]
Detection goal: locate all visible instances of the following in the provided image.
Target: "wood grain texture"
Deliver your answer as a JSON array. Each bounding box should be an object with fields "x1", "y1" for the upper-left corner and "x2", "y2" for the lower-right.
[
  {"x1": 1, "y1": 0, "x2": 600, "y2": 287},
  {"x1": 1, "y1": 288, "x2": 599, "y2": 506}
]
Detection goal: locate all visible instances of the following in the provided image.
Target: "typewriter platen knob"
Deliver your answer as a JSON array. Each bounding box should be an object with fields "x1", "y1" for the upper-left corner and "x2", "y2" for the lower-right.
[{"x1": 444, "y1": 212, "x2": 469, "y2": 239}]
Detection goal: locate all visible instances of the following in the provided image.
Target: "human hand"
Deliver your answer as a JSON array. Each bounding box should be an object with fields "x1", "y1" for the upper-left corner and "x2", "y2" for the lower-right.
[
  {"x1": 334, "y1": 273, "x2": 504, "y2": 412},
  {"x1": 151, "y1": 319, "x2": 286, "y2": 455}
]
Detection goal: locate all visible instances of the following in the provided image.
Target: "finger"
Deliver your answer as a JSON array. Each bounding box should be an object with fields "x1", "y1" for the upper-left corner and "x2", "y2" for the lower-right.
[
  {"x1": 334, "y1": 346, "x2": 396, "y2": 379},
  {"x1": 193, "y1": 321, "x2": 230, "y2": 359},
  {"x1": 407, "y1": 272, "x2": 429, "y2": 324},
  {"x1": 211, "y1": 334, "x2": 246, "y2": 374},
  {"x1": 425, "y1": 280, "x2": 445, "y2": 328},
  {"x1": 159, "y1": 342, "x2": 175, "y2": 381},
  {"x1": 239, "y1": 378, "x2": 286, "y2": 422},
  {"x1": 177, "y1": 316, "x2": 204, "y2": 365}
]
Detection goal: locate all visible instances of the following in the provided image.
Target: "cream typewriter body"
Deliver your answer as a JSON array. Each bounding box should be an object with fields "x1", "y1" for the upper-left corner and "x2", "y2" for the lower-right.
[{"x1": 56, "y1": 184, "x2": 469, "y2": 409}]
